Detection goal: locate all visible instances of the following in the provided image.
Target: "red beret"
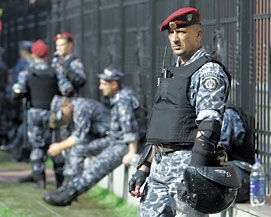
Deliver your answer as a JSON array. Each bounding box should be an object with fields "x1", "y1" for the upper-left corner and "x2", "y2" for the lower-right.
[
  {"x1": 54, "y1": 32, "x2": 74, "y2": 42},
  {"x1": 31, "y1": 40, "x2": 49, "y2": 57},
  {"x1": 160, "y1": 7, "x2": 200, "y2": 31}
]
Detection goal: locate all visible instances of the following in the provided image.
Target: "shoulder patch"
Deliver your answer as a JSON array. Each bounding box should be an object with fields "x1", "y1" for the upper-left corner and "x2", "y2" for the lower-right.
[{"x1": 203, "y1": 76, "x2": 219, "y2": 91}]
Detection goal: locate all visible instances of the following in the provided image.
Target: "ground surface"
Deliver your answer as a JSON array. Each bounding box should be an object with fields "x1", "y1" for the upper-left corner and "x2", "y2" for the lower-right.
[{"x1": 0, "y1": 150, "x2": 136, "y2": 217}]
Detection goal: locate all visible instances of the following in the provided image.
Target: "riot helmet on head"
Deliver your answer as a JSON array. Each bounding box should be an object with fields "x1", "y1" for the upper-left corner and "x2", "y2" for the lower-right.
[{"x1": 178, "y1": 165, "x2": 241, "y2": 214}]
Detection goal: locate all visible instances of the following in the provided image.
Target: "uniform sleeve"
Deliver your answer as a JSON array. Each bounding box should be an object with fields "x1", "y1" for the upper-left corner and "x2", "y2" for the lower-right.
[
  {"x1": 51, "y1": 56, "x2": 73, "y2": 93},
  {"x1": 219, "y1": 108, "x2": 246, "y2": 149},
  {"x1": 190, "y1": 62, "x2": 230, "y2": 124},
  {"x1": 12, "y1": 69, "x2": 29, "y2": 92},
  {"x1": 219, "y1": 109, "x2": 234, "y2": 148},
  {"x1": 117, "y1": 99, "x2": 138, "y2": 143},
  {"x1": 71, "y1": 106, "x2": 92, "y2": 144},
  {"x1": 69, "y1": 58, "x2": 87, "y2": 81},
  {"x1": 55, "y1": 67, "x2": 73, "y2": 93}
]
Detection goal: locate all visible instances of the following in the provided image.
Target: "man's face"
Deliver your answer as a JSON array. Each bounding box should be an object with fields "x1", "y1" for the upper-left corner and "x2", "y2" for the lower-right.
[
  {"x1": 55, "y1": 38, "x2": 72, "y2": 58},
  {"x1": 168, "y1": 24, "x2": 202, "y2": 63},
  {"x1": 99, "y1": 79, "x2": 117, "y2": 97}
]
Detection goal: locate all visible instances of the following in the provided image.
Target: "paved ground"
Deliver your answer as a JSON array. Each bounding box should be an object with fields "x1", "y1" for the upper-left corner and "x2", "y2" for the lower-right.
[{"x1": 0, "y1": 150, "x2": 136, "y2": 217}]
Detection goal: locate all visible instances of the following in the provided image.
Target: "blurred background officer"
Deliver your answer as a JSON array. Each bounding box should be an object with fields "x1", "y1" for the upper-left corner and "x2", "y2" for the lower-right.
[
  {"x1": 2, "y1": 40, "x2": 34, "y2": 162},
  {"x1": 0, "y1": 46, "x2": 8, "y2": 148},
  {"x1": 128, "y1": 7, "x2": 231, "y2": 217},
  {"x1": 43, "y1": 67, "x2": 140, "y2": 206},
  {"x1": 12, "y1": 39, "x2": 64, "y2": 189},
  {"x1": 218, "y1": 102, "x2": 255, "y2": 204},
  {"x1": 42, "y1": 94, "x2": 110, "y2": 199},
  {"x1": 52, "y1": 32, "x2": 86, "y2": 97}
]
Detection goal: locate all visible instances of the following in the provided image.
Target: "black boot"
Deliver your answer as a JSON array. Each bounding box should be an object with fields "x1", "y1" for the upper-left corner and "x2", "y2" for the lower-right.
[
  {"x1": 43, "y1": 176, "x2": 72, "y2": 201},
  {"x1": 43, "y1": 186, "x2": 81, "y2": 206},
  {"x1": 18, "y1": 173, "x2": 34, "y2": 183}
]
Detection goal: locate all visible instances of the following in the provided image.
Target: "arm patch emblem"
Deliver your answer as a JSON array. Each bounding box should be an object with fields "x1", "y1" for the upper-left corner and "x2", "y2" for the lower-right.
[{"x1": 203, "y1": 77, "x2": 219, "y2": 91}]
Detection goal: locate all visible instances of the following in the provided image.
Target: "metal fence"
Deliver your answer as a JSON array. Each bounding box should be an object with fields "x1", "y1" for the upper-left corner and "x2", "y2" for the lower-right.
[{"x1": 1, "y1": 0, "x2": 271, "y2": 192}]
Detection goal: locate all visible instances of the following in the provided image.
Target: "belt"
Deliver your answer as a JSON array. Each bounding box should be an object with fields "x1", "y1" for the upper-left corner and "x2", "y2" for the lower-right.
[{"x1": 155, "y1": 143, "x2": 193, "y2": 153}]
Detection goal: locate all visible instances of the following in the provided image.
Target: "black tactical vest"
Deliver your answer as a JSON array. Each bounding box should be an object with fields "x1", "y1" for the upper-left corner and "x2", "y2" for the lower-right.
[
  {"x1": 28, "y1": 66, "x2": 59, "y2": 110},
  {"x1": 146, "y1": 55, "x2": 230, "y2": 144}
]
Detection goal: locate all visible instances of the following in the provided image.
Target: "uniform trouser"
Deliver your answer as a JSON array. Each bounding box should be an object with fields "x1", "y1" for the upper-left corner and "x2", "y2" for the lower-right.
[
  {"x1": 138, "y1": 150, "x2": 208, "y2": 217},
  {"x1": 27, "y1": 108, "x2": 51, "y2": 180},
  {"x1": 71, "y1": 137, "x2": 129, "y2": 192}
]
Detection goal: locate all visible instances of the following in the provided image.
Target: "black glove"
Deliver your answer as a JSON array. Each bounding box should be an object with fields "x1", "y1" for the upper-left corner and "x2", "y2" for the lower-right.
[
  {"x1": 128, "y1": 170, "x2": 148, "y2": 193},
  {"x1": 190, "y1": 135, "x2": 220, "y2": 167}
]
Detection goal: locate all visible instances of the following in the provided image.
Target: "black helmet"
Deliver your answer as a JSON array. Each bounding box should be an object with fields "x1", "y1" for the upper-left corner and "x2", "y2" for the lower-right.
[{"x1": 178, "y1": 165, "x2": 241, "y2": 214}]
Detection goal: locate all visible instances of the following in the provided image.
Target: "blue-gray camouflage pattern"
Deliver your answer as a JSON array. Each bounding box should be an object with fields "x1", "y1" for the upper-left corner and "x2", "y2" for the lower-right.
[
  {"x1": 138, "y1": 150, "x2": 208, "y2": 217},
  {"x1": 139, "y1": 47, "x2": 230, "y2": 217},
  {"x1": 50, "y1": 95, "x2": 111, "y2": 177},
  {"x1": 109, "y1": 86, "x2": 140, "y2": 143},
  {"x1": 12, "y1": 61, "x2": 68, "y2": 177},
  {"x1": 219, "y1": 107, "x2": 245, "y2": 150},
  {"x1": 28, "y1": 108, "x2": 51, "y2": 173},
  {"x1": 177, "y1": 47, "x2": 230, "y2": 124},
  {"x1": 51, "y1": 54, "x2": 86, "y2": 93},
  {"x1": 70, "y1": 85, "x2": 140, "y2": 191}
]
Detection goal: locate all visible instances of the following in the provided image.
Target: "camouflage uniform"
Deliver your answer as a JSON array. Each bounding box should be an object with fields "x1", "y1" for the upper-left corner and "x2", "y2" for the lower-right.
[
  {"x1": 219, "y1": 107, "x2": 245, "y2": 151},
  {"x1": 51, "y1": 53, "x2": 86, "y2": 96},
  {"x1": 50, "y1": 95, "x2": 110, "y2": 179},
  {"x1": 138, "y1": 47, "x2": 230, "y2": 217},
  {"x1": 70, "y1": 86, "x2": 139, "y2": 191},
  {"x1": 13, "y1": 60, "x2": 69, "y2": 185}
]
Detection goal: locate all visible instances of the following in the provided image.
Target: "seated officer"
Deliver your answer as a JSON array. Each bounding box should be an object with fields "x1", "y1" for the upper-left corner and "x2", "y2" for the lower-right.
[
  {"x1": 43, "y1": 67, "x2": 140, "y2": 206},
  {"x1": 45, "y1": 94, "x2": 110, "y2": 193}
]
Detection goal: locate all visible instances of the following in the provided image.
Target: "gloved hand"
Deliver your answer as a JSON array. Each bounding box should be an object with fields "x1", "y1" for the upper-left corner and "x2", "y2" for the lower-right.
[
  {"x1": 190, "y1": 135, "x2": 220, "y2": 167},
  {"x1": 128, "y1": 170, "x2": 148, "y2": 193}
]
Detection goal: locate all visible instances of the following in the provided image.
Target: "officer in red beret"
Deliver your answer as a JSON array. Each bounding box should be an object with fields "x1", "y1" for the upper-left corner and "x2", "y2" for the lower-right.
[
  {"x1": 129, "y1": 7, "x2": 232, "y2": 216},
  {"x1": 11, "y1": 39, "x2": 70, "y2": 189},
  {"x1": 52, "y1": 32, "x2": 86, "y2": 97}
]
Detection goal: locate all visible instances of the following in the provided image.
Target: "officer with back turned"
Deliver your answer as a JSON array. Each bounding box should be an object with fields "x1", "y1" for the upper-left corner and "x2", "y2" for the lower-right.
[{"x1": 12, "y1": 40, "x2": 73, "y2": 189}]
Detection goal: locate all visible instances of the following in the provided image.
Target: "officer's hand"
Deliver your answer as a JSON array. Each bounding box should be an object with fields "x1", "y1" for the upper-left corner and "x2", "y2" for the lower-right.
[
  {"x1": 48, "y1": 143, "x2": 61, "y2": 156},
  {"x1": 128, "y1": 170, "x2": 148, "y2": 198}
]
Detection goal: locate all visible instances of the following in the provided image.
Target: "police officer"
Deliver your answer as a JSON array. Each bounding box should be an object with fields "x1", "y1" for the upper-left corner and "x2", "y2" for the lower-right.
[
  {"x1": 218, "y1": 103, "x2": 254, "y2": 164},
  {"x1": 3, "y1": 40, "x2": 34, "y2": 161},
  {"x1": 218, "y1": 103, "x2": 255, "y2": 206},
  {"x1": 12, "y1": 40, "x2": 69, "y2": 189},
  {"x1": 42, "y1": 94, "x2": 110, "y2": 196},
  {"x1": 52, "y1": 32, "x2": 86, "y2": 97},
  {"x1": 128, "y1": 7, "x2": 231, "y2": 216},
  {"x1": 43, "y1": 67, "x2": 140, "y2": 206}
]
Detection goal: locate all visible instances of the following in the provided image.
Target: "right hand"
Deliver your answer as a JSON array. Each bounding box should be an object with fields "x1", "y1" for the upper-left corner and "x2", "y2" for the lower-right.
[
  {"x1": 48, "y1": 143, "x2": 62, "y2": 156},
  {"x1": 128, "y1": 170, "x2": 148, "y2": 198}
]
